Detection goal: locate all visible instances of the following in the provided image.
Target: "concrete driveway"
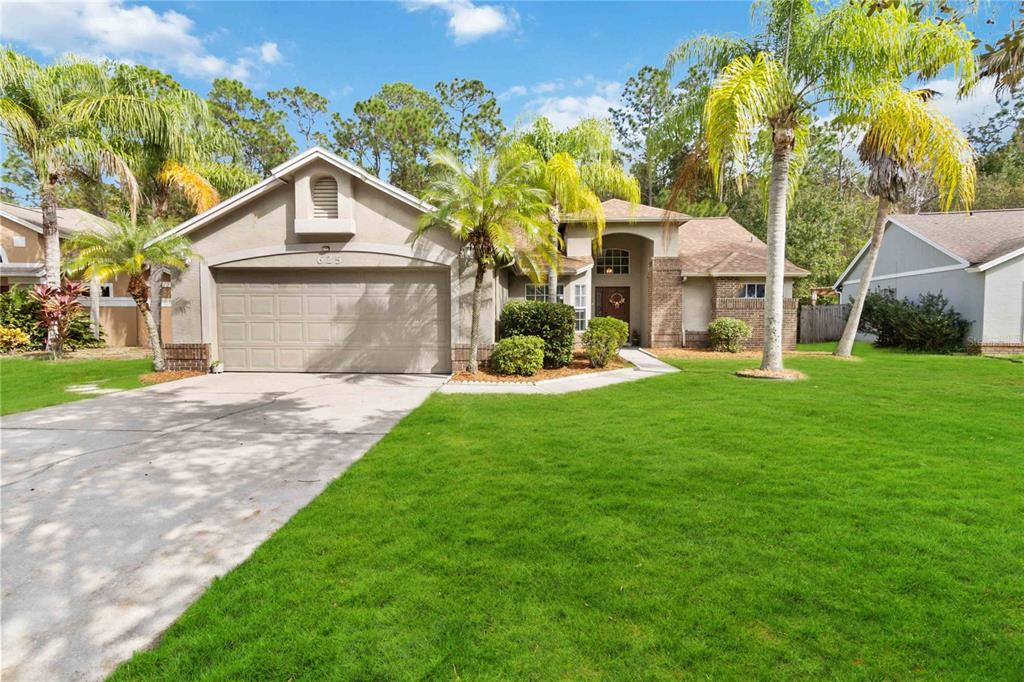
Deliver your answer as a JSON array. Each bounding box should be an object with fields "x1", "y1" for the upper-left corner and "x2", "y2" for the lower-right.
[{"x1": 1, "y1": 372, "x2": 446, "y2": 681}]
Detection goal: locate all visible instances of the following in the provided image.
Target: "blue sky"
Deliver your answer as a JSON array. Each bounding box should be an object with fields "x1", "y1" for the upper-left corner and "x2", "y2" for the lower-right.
[{"x1": 2, "y1": 1, "x2": 1017, "y2": 139}]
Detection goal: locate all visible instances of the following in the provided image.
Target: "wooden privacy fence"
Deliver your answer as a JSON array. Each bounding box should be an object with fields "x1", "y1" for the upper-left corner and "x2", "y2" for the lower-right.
[{"x1": 799, "y1": 304, "x2": 851, "y2": 343}]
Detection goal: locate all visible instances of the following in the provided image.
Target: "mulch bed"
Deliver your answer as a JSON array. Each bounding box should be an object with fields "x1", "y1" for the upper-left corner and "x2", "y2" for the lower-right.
[
  {"x1": 651, "y1": 348, "x2": 860, "y2": 362},
  {"x1": 735, "y1": 368, "x2": 808, "y2": 381},
  {"x1": 450, "y1": 352, "x2": 630, "y2": 383},
  {"x1": 139, "y1": 370, "x2": 206, "y2": 384}
]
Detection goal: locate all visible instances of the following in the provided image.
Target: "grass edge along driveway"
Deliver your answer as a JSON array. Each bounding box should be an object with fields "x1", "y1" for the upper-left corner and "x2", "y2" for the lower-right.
[
  {"x1": 110, "y1": 344, "x2": 1024, "y2": 679},
  {"x1": 0, "y1": 357, "x2": 152, "y2": 415}
]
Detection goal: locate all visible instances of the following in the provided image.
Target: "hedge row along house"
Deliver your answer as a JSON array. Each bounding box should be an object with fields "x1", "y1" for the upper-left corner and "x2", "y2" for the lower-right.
[
  {"x1": 153, "y1": 147, "x2": 807, "y2": 373},
  {"x1": 0, "y1": 203, "x2": 173, "y2": 347}
]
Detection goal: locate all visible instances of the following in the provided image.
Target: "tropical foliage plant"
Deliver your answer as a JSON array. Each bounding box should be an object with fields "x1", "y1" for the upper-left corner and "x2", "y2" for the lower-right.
[
  {"x1": 667, "y1": 0, "x2": 976, "y2": 371},
  {"x1": 29, "y1": 279, "x2": 86, "y2": 358},
  {"x1": 417, "y1": 147, "x2": 557, "y2": 373},
  {"x1": 64, "y1": 218, "x2": 194, "y2": 371},
  {"x1": 834, "y1": 87, "x2": 975, "y2": 357},
  {"x1": 508, "y1": 116, "x2": 640, "y2": 302}
]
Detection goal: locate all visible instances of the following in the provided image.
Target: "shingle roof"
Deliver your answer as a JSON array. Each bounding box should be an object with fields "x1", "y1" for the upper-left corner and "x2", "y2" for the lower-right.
[
  {"x1": 563, "y1": 198, "x2": 690, "y2": 223},
  {"x1": 892, "y1": 210, "x2": 1024, "y2": 266},
  {"x1": 678, "y1": 217, "x2": 810, "y2": 276},
  {"x1": 0, "y1": 203, "x2": 115, "y2": 236}
]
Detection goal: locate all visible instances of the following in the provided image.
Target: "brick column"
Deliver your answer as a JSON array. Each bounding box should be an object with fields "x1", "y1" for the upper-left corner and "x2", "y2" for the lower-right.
[{"x1": 648, "y1": 258, "x2": 683, "y2": 347}]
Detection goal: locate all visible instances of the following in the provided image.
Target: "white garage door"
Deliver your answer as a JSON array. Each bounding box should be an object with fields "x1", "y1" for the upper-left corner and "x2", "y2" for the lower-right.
[{"x1": 216, "y1": 268, "x2": 451, "y2": 373}]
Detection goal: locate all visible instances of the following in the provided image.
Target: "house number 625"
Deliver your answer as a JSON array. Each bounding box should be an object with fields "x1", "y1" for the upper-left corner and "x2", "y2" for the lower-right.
[{"x1": 316, "y1": 253, "x2": 344, "y2": 265}]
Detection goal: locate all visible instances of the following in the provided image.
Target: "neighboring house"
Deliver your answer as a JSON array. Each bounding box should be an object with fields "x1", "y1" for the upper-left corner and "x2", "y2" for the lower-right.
[
  {"x1": 835, "y1": 209, "x2": 1024, "y2": 353},
  {"x1": 158, "y1": 147, "x2": 809, "y2": 374},
  {"x1": 0, "y1": 203, "x2": 172, "y2": 347}
]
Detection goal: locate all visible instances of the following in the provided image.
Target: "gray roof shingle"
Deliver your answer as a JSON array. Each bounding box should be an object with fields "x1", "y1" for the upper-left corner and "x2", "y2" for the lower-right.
[
  {"x1": 678, "y1": 217, "x2": 810, "y2": 276},
  {"x1": 892, "y1": 210, "x2": 1024, "y2": 265}
]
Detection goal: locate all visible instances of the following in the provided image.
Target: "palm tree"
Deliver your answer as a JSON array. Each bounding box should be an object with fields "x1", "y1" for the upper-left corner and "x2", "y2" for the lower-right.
[
  {"x1": 65, "y1": 218, "x2": 194, "y2": 371},
  {"x1": 509, "y1": 117, "x2": 639, "y2": 302},
  {"x1": 834, "y1": 88, "x2": 975, "y2": 357},
  {"x1": 416, "y1": 147, "x2": 558, "y2": 373},
  {"x1": 980, "y1": 2, "x2": 1023, "y2": 94},
  {"x1": 0, "y1": 49, "x2": 183, "y2": 348},
  {"x1": 668, "y1": 0, "x2": 976, "y2": 371}
]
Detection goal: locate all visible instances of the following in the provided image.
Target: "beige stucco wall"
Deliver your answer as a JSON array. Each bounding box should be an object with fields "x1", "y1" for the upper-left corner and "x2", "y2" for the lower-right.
[
  {"x1": 1, "y1": 217, "x2": 44, "y2": 263},
  {"x1": 170, "y1": 158, "x2": 490, "y2": 359},
  {"x1": 982, "y1": 255, "x2": 1024, "y2": 344},
  {"x1": 591, "y1": 233, "x2": 653, "y2": 337},
  {"x1": 682, "y1": 277, "x2": 714, "y2": 332}
]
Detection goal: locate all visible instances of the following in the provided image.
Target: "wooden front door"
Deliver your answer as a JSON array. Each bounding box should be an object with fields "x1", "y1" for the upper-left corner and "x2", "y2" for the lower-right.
[{"x1": 598, "y1": 286, "x2": 630, "y2": 328}]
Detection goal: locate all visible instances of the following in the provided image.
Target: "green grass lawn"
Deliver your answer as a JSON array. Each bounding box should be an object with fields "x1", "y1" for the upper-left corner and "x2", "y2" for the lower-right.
[
  {"x1": 112, "y1": 345, "x2": 1023, "y2": 680},
  {"x1": 0, "y1": 356, "x2": 152, "y2": 415}
]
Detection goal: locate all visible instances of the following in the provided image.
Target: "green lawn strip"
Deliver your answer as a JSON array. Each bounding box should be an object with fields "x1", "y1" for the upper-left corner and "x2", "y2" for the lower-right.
[
  {"x1": 0, "y1": 357, "x2": 153, "y2": 415},
  {"x1": 112, "y1": 346, "x2": 1023, "y2": 680}
]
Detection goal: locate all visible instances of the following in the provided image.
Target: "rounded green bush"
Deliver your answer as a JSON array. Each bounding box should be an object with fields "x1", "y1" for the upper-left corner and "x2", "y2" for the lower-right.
[
  {"x1": 583, "y1": 317, "x2": 629, "y2": 367},
  {"x1": 500, "y1": 300, "x2": 575, "y2": 368},
  {"x1": 490, "y1": 335, "x2": 545, "y2": 376},
  {"x1": 708, "y1": 317, "x2": 752, "y2": 353}
]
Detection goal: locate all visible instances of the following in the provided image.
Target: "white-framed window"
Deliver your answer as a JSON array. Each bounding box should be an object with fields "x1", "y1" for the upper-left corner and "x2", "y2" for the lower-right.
[
  {"x1": 312, "y1": 176, "x2": 339, "y2": 219},
  {"x1": 596, "y1": 248, "x2": 629, "y2": 274},
  {"x1": 99, "y1": 283, "x2": 113, "y2": 298},
  {"x1": 740, "y1": 282, "x2": 766, "y2": 299},
  {"x1": 573, "y1": 284, "x2": 587, "y2": 332},
  {"x1": 13, "y1": 235, "x2": 26, "y2": 248},
  {"x1": 525, "y1": 283, "x2": 563, "y2": 303}
]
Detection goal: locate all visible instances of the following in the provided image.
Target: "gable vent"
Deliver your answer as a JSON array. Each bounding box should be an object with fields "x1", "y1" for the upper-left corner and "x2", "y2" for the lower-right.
[{"x1": 312, "y1": 176, "x2": 339, "y2": 219}]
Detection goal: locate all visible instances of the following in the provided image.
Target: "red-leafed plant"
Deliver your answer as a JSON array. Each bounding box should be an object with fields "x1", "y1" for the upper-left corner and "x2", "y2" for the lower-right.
[{"x1": 30, "y1": 279, "x2": 86, "y2": 358}]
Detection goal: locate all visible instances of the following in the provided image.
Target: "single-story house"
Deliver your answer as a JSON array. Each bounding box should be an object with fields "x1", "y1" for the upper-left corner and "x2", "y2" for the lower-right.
[
  {"x1": 835, "y1": 209, "x2": 1024, "y2": 353},
  {"x1": 0, "y1": 202, "x2": 172, "y2": 347},
  {"x1": 157, "y1": 147, "x2": 808, "y2": 374}
]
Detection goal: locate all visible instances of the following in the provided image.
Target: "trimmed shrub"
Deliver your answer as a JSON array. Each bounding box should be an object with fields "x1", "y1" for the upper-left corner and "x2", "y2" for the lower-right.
[
  {"x1": 490, "y1": 335, "x2": 545, "y2": 376},
  {"x1": 708, "y1": 317, "x2": 752, "y2": 353},
  {"x1": 0, "y1": 326, "x2": 31, "y2": 353},
  {"x1": 500, "y1": 300, "x2": 575, "y2": 368},
  {"x1": 861, "y1": 290, "x2": 969, "y2": 353},
  {"x1": 583, "y1": 316, "x2": 629, "y2": 367}
]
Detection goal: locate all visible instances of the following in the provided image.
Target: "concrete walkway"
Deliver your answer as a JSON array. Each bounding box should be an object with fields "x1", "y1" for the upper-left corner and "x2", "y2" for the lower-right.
[
  {"x1": 438, "y1": 347, "x2": 678, "y2": 395},
  {"x1": 1, "y1": 372, "x2": 446, "y2": 682}
]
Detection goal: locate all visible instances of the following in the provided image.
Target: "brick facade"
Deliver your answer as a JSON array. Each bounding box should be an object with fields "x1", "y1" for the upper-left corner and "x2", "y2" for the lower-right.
[
  {"x1": 676, "y1": 277, "x2": 799, "y2": 350},
  {"x1": 712, "y1": 297, "x2": 799, "y2": 350},
  {"x1": 452, "y1": 344, "x2": 494, "y2": 370},
  {"x1": 164, "y1": 343, "x2": 211, "y2": 372},
  {"x1": 647, "y1": 257, "x2": 684, "y2": 347},
  {"x1": 967, "y1": 341, "x2": 1024, "y2": 355}
]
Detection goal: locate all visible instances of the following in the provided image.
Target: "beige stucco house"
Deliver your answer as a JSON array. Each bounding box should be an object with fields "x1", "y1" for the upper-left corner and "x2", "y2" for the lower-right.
[
  {"x1": 0, "y1": 203, "x2": 172, "y2": 347},
  {"x1": 157, "y1": 147, "x2": 807, "y2": 374},
  {"x1": 835, "y1": 209, "x2": 1024, "y2": 353}
]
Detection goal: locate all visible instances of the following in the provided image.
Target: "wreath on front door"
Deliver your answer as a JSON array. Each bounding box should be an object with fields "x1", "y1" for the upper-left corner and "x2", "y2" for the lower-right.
[{"x1": 609, "y1": 292, "x2": 625, "y2": 309}]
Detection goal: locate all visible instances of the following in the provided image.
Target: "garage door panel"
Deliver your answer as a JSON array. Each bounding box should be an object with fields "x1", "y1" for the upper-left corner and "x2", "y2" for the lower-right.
[{"x1": 216, "y1": 268, "x2": 450, "y2": 373}]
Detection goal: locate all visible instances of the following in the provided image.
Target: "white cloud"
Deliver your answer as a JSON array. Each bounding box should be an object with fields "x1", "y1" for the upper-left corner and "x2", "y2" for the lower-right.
[
  {"x1": 258, "y1": 41, "x2": 283, "y2": 65},
  {"x1": 923, "y1": 77, "x2": 1001, "y2": 130},
  {"x1": 405, "y1": 0, "x2": 517, "y2": 44},
  {"x1": 520, "y1": 79, "x2": 623, "y2": 129},
  {"x1": 2, "y1": 1, "x2": 276, "y2": 80},
  {"x1": 499, "y1": 84, "x2": 528, "y2": 99}
]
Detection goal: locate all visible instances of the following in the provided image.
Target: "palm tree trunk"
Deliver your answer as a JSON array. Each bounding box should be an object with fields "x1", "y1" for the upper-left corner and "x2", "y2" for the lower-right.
[
  {"x1": 149, "y1": 266, "x2": 164, "y2": 346},
  {"x1": 128, "y1": 273, "x2": 165, "y2": 371},
  {"x1": 761, "y1": 127, "x2": 794, "y2": 372},
  {"x1": 468, "y1": 257, "x2": 486, "y2": 374},
  {"x1": 40, "y1": 181, "x2": 62, "y2": 351},
  {"x1": 141, "y1": 305, "x2": 165, "y2": 371},
  {"x1": 835, "y1": 197, "x2": 890, "y2": 358},
  {"x1": 548, "y1": 202, "x2": 561, "y2": 303},
  {"x1": 89, "y1": 273, "x2": 102, "y2": 340}
]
